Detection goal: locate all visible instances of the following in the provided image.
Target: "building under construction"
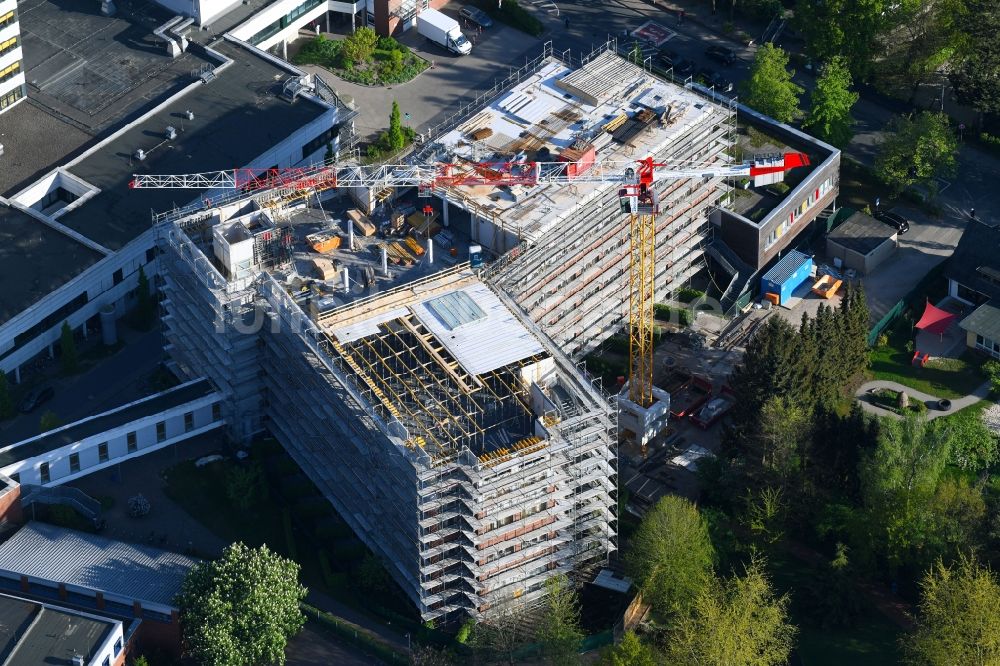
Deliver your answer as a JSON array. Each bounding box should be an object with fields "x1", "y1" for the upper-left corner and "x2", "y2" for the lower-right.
[{"x1": 158, "y1": 194, "x2": 617, "y2": 621}]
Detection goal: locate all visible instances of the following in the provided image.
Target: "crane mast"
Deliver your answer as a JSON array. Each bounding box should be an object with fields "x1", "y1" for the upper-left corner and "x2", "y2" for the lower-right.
[{"x1": 132, "y1": 152, "x2": 810, "y2": 417}]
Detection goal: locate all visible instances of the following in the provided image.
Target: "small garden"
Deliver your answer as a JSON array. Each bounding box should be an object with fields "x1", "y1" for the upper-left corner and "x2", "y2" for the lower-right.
[
  {"x1": 293, "y1": 29, "x2": 427, "y2": 86},
  {"x1": 866, "y1": 386, "x2": 930, "y2": 415}
]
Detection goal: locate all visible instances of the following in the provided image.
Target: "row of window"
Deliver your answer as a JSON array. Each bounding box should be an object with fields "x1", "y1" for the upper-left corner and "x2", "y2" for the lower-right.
[
  {"x1": 0, "y1": 35, "x2": 17, "y2": 57},
  {"x1": 0, "y1": 83, "x2": 21, "y2": 110},
  {"x1": 248, "y1": 0, "x2": 324, "y2": 45},
  {"x1": 976, "y1": 334, "x2": 1000, "y2": 359},
  {"x1": 11, "y1": 406, "x2": 217, "y2": 484},
  {"x1": 764, "y1": 176, "x2": 835, "y2": 249},
  {"x1": 0, "y1": 10, "x2": 16, "y2": 31},
  {"x1": 0, "y1": 60, "x2": 19, "y2": 83}
]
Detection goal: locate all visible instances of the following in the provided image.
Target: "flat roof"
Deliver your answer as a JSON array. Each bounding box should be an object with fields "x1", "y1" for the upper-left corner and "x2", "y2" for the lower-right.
[
  {"x1": 54, "y1": 38, "x2": 330, "y2": 251},
  {"x1": 960, "y1": 303, "x2": 1000, "y2": 342},
  {"x1": 432, "y1": 51, "x2": 727, "y2": 241},
  {"x1": 4, "y1": 601, "x2": 115, "y2": 666},
  {"x1": 828, "y1": 211, "x2": 896, "y2": 255},
  {"x1": 762, "y1": 249, "x2": 811, "y2": 285},
  {"x1": 0, "y1": 522, "x2": 198, "y2": 608},
  {"x1": 0, "y1": 205, "x2": 105, "y2": 327},
  {"x1": 0, "y1": 378, "x2": 214, "y2": 465},
  {"x1": 1, "y1": 0, "x2": 218, "y2": 196},
  {"x1": 0, "y1": 595, "x2": 38, "y2": 663}
]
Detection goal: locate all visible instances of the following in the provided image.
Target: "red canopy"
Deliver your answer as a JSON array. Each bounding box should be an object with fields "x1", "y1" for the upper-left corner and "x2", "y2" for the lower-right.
[{"x1": 914, "y1": 299, "x2": 958, "y2": 335}]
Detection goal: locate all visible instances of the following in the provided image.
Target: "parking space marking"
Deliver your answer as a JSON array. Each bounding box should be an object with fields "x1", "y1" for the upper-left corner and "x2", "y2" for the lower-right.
[{"x1": 632, "y1": 20, "x2": 676, "y2": 47}]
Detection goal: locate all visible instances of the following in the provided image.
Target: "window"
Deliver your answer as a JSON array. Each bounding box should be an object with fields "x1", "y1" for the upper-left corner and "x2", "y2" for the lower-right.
[
  {"x1": 976, "y1": 335, "x2": 1000, "y2": 359},
  {"x1": 127, "y1": 431, "x2": 137, "y2": 453},
  {"x1": 69, "y1": 453, "x2": 80, "y2": 473},
  {"x1": 113, "y1": 269, "x2": 124, "y2": 285},
  {"x1": 302, "y1": 125, "x2": 340, "y2": 160},
  {"x1": 0, "y1": 36, "x2": 18, "y2": 57},
  {"x1": 39, "y1": 462, "x2": 50, "y2": 484},
  {"x1": 114, "y1": 637, "x2": 122, "y2": 656},
  {"x1": 212, "y1": 403, "x2": 222, "y2": 422},
  {"x1": 184, "y1": 412, "x2": 194, "y2": 433},
  {"x1": 156, "y1": 421, "x2": 166, "y2": 443},
  {"x1": 98, "y1": 442, "x2": 109, "y2": 463},
  {"x1": 0, "y1": 61, "x2": 20, "y2": 84},
  {"x1": 103, "y1": 657, "x2": 110, "y2": 666},
  {"x1": 0, "y1": 85, "x2": 23, "y2": 110},
  {"x1": 0, "y1": 10, "x2": 16, "y2": 30}
]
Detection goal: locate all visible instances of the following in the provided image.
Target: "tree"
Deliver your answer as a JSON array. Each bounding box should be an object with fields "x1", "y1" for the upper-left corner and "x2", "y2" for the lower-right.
[
  {"x1": 804, "y1": 57, "x2": 859, "y2": 148},
  {"x1": 874, "y1": 111, "x2": 958, "y2": 194},
  {"x1": 0, "y1": 372, "x2": 12, "y2": 420},
  {"x1": 39, "y1": 410, "x2": 61, "y2": 433},
  {"x1": 985, "y1": 360, "x2": 1000, "y2": 396},
  {"x1": 948, "y1": 0, "x2": 1000, "y2": 115},
  {"x1": 794, "y1": 0, "x2": 889, "y2": 80},
  {"x1": 906, "y1": 554, "x2": 1000, "y2": 665},
  {"x1": 877, "y1": 0, "x2": 964, "y2": 103},
  {"x1": 341, "y1": 26, "x2": 378, "y2": 64},
  {"x1": 410, "y1": 644, "x2": 454, "y2": 666},
  {"x1": 626, "y1": 496, "x2": 715, "y2": 622},
  {"x1": 601, "y1": 631, "x2": 658, "y2": 666},
  {"x1": 666, "y1": 556, "x2": 796, "y2": 666},
  {"x1": 756, "y1": 397, "x2": 810, "y2": 483},
  {"x1": 741, "y1": 43, "x2": 803, "y2": 123},
  {"x1": 356, "y1": 553, "x2": 389, "y2": 593},
  {"x1": 388, "y1": 100, "x2": 406, "y2": 152},
  {"x1": 860, "y1": 413, "x2": 953, "y2": 566},
  {"x1": 133, "y1": 657, "x2": 150, "y2": 666},
  {"x1": 225, "y1": 464, "x2": 266, "y2": 510},
  {"x1": 60, "y1": 321, "x2": 78, "y2": 375},
  {"x1": 177, "y1": 542, "x2": 307, "y2": 666},
  {"x1": 537, "y1": 574, "x2": 583, "y2": 665},
  {"x1": 471, "y1": 594, "x2": 531, "y2": 666}
]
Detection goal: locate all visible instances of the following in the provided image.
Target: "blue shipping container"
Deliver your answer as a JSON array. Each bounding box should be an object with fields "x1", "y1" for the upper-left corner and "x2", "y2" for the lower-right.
[{"x1": 760, "y1": 250, "x2": 813, "y2": 305}]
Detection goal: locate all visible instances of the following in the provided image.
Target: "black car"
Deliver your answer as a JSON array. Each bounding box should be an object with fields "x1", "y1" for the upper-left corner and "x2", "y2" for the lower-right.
[
  {"x1": 874, "y1": 209, "x2": 910, "y2": 234},
  {"x1": 458, "y1": 6, "x2": 494, "y2": 29},
  {"x1": 694, "y1": 67, "x2": 732, "y2": 91},
  {"x1": 705, "y1": 45, "x2": 738, "y2": 66},
  {"x1": 18, "y1": 386, "x2": 54, "y2": 414},
  {"x1": 657, "y1": 50, "x2": 694, "y2": 76}
]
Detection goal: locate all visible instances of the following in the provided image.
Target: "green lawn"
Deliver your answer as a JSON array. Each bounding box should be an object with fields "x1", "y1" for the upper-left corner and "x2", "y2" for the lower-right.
[{"x1": 870, "y1": 321, "x2": 986, "y2": 399}]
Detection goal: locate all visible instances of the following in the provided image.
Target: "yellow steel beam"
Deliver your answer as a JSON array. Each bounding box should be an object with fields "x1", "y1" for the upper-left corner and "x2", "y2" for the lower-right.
[{"x1": 628, "y1": 213, "x2": 655, "y2": 408}]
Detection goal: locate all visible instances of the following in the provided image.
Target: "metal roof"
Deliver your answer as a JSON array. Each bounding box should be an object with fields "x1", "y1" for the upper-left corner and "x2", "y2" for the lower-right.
[
  {"x1": 959, "y1": 303, "x2": 1000, "y2": 342},
  {"x1": 0, "y1": 522, "x2": 198, "y2": 609},
  {"x1": 411, "y1": 281, "x2": 545, "y2": 375},
  {"x1": 762, "y1": 249, "x2": 811, "y2": 285}
]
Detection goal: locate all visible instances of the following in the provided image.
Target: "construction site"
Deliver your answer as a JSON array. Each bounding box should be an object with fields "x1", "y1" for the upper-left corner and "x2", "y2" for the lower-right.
[{"x1": 135, "y1": 42, "x2": 826, "y2": 624}]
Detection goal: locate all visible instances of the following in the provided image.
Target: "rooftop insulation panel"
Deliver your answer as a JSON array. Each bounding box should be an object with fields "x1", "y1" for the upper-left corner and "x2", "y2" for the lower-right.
[
  {"x1": 411, "y1": 282, "x2": 544, "y2": 375},
  {"x1": 424, "y1": 291, "x2": 486, "y2": 330}
]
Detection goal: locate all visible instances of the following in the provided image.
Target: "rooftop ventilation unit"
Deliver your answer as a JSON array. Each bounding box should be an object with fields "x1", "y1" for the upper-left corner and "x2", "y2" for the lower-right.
[
  {"x1": 71, "y1": 656, "x2": 85, "y2": 666},
  {"x1": 165, "y1": 126, "x2": 178, "y2": 140},
  {"x1": 185, "y1": 110, "x2": 195, "y2": 120},
  {"x1": 134, "y1": 148, "x2": 146, "y2": 161}
]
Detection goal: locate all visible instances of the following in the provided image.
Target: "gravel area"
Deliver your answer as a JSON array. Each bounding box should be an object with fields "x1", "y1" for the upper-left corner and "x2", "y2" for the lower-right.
[{"x1": 982, "y1": 401, "x2": 1000, "y2": 433}]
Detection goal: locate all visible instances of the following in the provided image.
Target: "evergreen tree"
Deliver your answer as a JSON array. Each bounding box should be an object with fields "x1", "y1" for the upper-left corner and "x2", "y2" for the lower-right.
[
  {"x1": 741, "y1": 43, "x2": 803, "y2": 123},
  {"x1": 388, "y1": 101, "x2": 405, "y2": 152},
  {"x1": 727, "y1": 316, "x2": 800, "y2": 437},
  {"x1": 60, "y1": 321, "x2": 78, "y2": 375},
  {"x1": 601, "y1": 631, "x2": 658, "y2": 666},
  {"x1": 0, "y1": 372, "x2": 12, "y2": 420},
  {"x1": 804, "y1": 56, "x2": 859, "y2": 148}
]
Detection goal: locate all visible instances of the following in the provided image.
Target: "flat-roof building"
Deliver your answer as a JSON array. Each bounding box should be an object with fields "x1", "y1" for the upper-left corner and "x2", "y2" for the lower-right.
[
  {"x1": 0, "y1": 593, "x2": 125, "y2": 666},
  {"x1": 0, "y1": 0, "x2": 354, "y2": 386},
  {"x1": 0, "y1": 0, "x2": 25, "y2": 115}
]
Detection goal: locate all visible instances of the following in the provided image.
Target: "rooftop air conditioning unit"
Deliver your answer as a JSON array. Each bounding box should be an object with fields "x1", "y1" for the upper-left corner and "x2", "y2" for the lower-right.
[
  {"x1": 71, "y1": 655, "x2": 85, "y2": 666},
  {"x1": 165, "y1": 126, "x2": 177, "y2": 140},
  {"x1": 185, "y1": 110, "x2": 195, "y2": 120},
  {"x1": 134, "y1": 148, "x2": 146, "y2": 161}
]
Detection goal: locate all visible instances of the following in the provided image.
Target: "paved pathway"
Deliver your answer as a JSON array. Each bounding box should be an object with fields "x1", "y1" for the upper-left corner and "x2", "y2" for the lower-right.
[{"x1": 855, "y1": 379, "x2": 992, "y2": 419}]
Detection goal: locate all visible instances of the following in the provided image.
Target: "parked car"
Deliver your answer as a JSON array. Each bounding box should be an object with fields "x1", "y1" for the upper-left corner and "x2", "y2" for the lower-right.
[
  {"x1": 657, "y1": 49, "x2": 694, "y2": 76},
  {"x1": 694, "y1": 67, "x2": 731, "y2": 91},
  {"x1": 459, "y1": 6, "x2": 494, "y2": 29},
  {"x1": 18, "y1": 386, "x2": 54, "y2": 414},
  {"x1": 704, "y1": 45, "x2": 738, "y2": 66},
  {"x1": 874, "y1": 209, "x2": 910, "y2": 234}
]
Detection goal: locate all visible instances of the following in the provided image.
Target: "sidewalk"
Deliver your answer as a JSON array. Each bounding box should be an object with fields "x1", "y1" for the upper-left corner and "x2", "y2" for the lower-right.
[{"x1": 854, "y1": 379, "x2": 992, "y2": 420}]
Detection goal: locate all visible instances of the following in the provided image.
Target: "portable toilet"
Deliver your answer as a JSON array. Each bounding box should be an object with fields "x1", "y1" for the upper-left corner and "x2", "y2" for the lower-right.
[{"x1": 760, "y1": 250, "x2": 813, "y2": 306}]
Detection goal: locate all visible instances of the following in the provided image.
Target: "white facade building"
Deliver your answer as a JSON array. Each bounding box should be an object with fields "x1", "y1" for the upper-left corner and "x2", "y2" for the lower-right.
[
  {"x1": 0, "y1": 0, "x2": 26, "y2": 114},
  {"x1": 230, "y1": 0, "x2": 363, "y2": 55}
]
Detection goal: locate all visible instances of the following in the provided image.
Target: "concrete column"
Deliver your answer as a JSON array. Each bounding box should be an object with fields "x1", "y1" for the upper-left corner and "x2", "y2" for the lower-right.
[
  {"x1": 351, "y1": 10, "x2": 355, "y2": 32},
  {"x1": 326, "y1": 11, "x2": 331, "y2": 33},
  {"x1": 282, "y1": 39, "x2": 288, "y2": 61},
  {"x1": 342, "y1": 267, "x2": 350, "y2": 293},
  {"x1": 381, "y1": 246, "x2": 389, "y2": 276},
  {"x1": 427, "y1": 237, "x2": 434, "y2": 264},
  {"x1": 441, "y1": 200, "x2": 450, "y2": 228},
  {"x1": 348, "y1": 222, "x2": 355, "y2": 250},
  {"x1": 471, "y1": 212, "x2": 479, "y2": 242}
]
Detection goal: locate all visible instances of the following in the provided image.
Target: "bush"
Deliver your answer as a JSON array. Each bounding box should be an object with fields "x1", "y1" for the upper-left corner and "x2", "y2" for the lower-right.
[
  {"x1": 877, "y1": 333, "x2": 889, "y2": 348},
  {"x1": 342, "y1": 26, "x2": 378, "y2": 64},
  {"x1": 654, "y1": 303, "x2": 693, "y2": 327},
  {"x1": 984, "y1": 360, "x2": 1000, "y2": 395},
  {"x1": 676, "y1": 287, "x2": 706, "y2": 303},
  {"x1": 128, "y1": 494, "x2": 151, "y2": 518}
]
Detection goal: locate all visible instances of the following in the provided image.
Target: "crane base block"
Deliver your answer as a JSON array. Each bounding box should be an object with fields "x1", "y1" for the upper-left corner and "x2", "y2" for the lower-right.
[{"x1": 617, "y1": 386, "x2": 671, "y2": 447}]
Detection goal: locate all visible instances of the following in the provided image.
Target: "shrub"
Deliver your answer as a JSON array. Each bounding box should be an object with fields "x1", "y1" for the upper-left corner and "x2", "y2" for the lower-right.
[
  {"x1": 676, "y1": 287, "x2": 706, "y2": 303},
  {"x1": 984, "y1": 360, "x2": 1000, "y2": 395},
  {"x1": 654, "y1": 303, "x2": 693, "y2": 327},
  {"x1": 342, "y1": 26, "x2": 378, "y2": 64},
  {"x1": 877, "y1": 333, "x2": 889, "y2": 348},
  {"x1": 128, "y1": 494, "x2": 151, "y2": 518},
  {"x1": 376, "y1": 35, "x2": 398, "y2": 51}
]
